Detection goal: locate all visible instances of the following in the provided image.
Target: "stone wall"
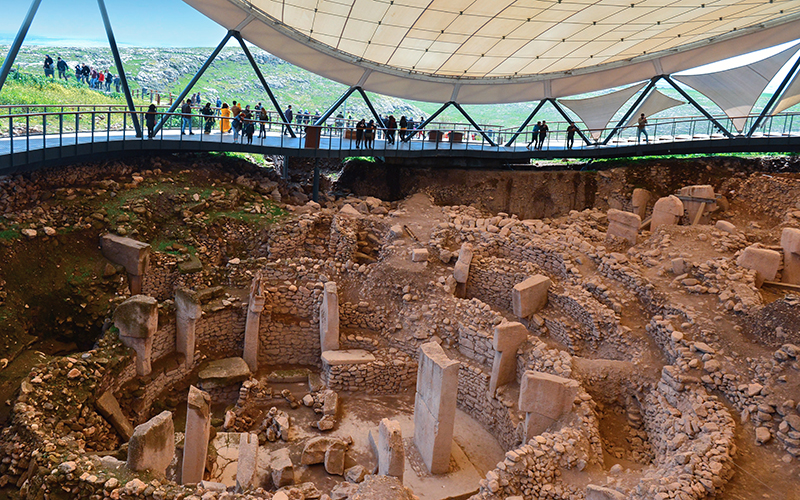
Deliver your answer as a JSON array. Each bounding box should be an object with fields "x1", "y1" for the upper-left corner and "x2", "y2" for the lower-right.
[
  {"x1": 321, "y1": 349, "x2": 417, "y2": 394},
  {"x1": 457, "y1": 362, "x2": 520, "y2": 451},
  {"x1": 466, "y1": 256, "x2": 539, "y2": 313}
]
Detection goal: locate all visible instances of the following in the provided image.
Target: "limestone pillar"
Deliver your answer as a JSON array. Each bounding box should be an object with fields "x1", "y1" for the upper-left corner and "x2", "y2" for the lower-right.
[
  {"x1": 113, "y1": 295, "x2": 158, "y2": 376},
  {"x1": 489, "y1": 321, "x2": 528, "y2": 395},
  {"x1": 378, "y1": 418, "x2": 404, "y2": 480},
  {"x1": 236, "y1": 433, "x2": 259, "y2": 491},
  {"x1": 101, "y1": 234, "x2": 150, "y2": 295},
  {"x1": 244, "y1": 275, "x2": 267, "y2": 372},
  {"x1": 782, "y1": 228, "x2": 800, "y2": 285},
  {"x1": 736, "y1": 246, "x2": 782, "y2": 287},
  {"x1": 518, "y1": 371, "x2": 579, "y2": 441},
  {"x1": 414, "y1": 341, "x2": 459, "y2": 474},
  {"x1": 127, "y1": 411, "x2": 174, "y2": 477},
  {"x1": 512, "y1": 275, "x2": 551, "y2": 319},
  {"x1": 175, "y1": 288, "x2": 201, "y2": 364},
  {"x1": 182, "y1": 385, "x2": 212, "y2": 484},
  {"x1": 320, "y1": 282, "x2": 339, "y2": 352},
  {"x1": 651, "y1": 196, "x2": 684, "y2": 230},
  {"x1": 606, "y1": 209, "x2": 641, "y2": 245},
  {"x1": 631, "y1": 188, "x2": 651, "y2": 220},
  {"x1": 453, "y1": 243, "x2": 474, "y2": 284}
]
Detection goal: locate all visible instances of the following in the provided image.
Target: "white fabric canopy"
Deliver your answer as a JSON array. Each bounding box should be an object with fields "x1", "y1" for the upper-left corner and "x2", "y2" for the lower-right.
[
  {"x1": 625, "y1": 90, "x2": 685, "y2": 127},
  {"x1": 182, "y1": 0, "x2": 800, "y2": 104},
  {"x1": 772, "y1": 67, "x2": 800, "y2": 115},
  {"x1": 674, "y1": 45, "x2": 799, "y2": 131},
  {"x1": 558, "y1": 84, "x2": 645, "y2": 140}
]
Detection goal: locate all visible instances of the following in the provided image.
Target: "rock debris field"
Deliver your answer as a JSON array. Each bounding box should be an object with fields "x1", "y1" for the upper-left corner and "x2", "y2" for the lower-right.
[{"x1": 0, "y1": 153, "x2": 798, "y2": 500}]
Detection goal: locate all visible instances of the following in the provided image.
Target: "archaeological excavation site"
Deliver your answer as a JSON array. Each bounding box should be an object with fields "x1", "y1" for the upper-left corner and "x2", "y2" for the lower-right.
[{"x1": 0, "y1": 153, "x2": 798, "y2": 500}]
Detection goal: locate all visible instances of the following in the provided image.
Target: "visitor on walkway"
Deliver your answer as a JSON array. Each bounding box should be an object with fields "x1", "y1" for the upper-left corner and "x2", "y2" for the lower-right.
[
  {"x1": 81, "y1": 64, "x2": 90, "y2": 84},
  {"x1": 399, "y1": 115, "x2": 407, "y2": 141},
  {"x1": 220, "y1": 103, "x2": 231, "y2": 133},
  {"x1": 334, "y1": 112, "x2": 344, "y2": 137},
  {"x1": 145, "y1": 104, "x2": 157, "y2": 139},
  {"x1": 231, "y1": 111, "x2": 243, "y2": 143},
  {"x1": 43, "y1": 55, "x2": 54, "y2": 78},
  {"x1": 566, "y1": 123, "x2": 578, "y2": 150},
  {"x1": 243, "y1": 107, "x2": 255, "y2": 144},
  {"x1": 355, "y1": 119, "x2": 365, "y2": 148},
  {"x1": 283, "y1": 105, "x2": 293, "y2": 135},
  {"x1": 180, "y1": 99, "x2": 194, "y2": 135},
  {"x1": 114, "y1": 75, "x2": 121, "y2": 93},
  {"x1": 537, "y1": 121, "x2": 549, "y2": 150},
  {"x1": 231, "y1": 101, "x2": 241, "y2": 118},
  {"x1": 637, "y1": 113, "x2": 649, "y2": 144},
  {"x1": 406, "y1": 117, "x2": 415, "y2": 142},
  {"x1": 202, "y1": 102, "x2": 215, "y2": 134},
  {"x1": 56, "y1": 57, "x2": 68, "y2": 80},
  {"x1": 386, "y1": 115, "x2": 397, "y2": 145},
  {"x1": 105, "y1": 70, "x2": 113, "y2": 91},
  {"x1": 527, "y1": 122, "x2": 541, "y2": 150},
  {"x1": 98, "y1": 70, "x2": 105, "y2": 91},
  {"x1": 365, "y1": 120, "x2": 376, "y2": 148},
  {"x1": 258, "y1": 106, "x2": 268, "y2": 139},
  {"x1": 216, "y1": 97, "x2": 222, "y2": 112}
]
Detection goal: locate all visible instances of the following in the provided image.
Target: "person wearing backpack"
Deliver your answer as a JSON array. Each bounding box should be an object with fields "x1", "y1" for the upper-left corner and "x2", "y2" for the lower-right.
[
  {"x1": 43, "y1": 55, "x2": 54, "y2": 78},
  {"x1": 145, "y1": 104, "x2": 158, "y2": 139},
  {"x1": 56, "y1": 57, "x2": 68, "y2": 80},
  {"x1": 181, "y1": 99, "x2": 194, "y2": 135},
  {"x1": 258, "y1": 106, "x2": 268, "y2": 139},
  {"x1": 231, "y1": 112, "x2": 243, "y2": 143}
]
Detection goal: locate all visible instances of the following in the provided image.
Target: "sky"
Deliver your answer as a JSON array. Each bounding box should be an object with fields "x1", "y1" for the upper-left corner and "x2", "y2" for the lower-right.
[{"x1": 0, "y1": 0, "x2": 227, "y2": 47}]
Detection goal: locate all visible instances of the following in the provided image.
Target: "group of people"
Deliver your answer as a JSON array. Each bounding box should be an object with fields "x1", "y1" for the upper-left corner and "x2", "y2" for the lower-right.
[{"x1": 43, "y1": 54, "x2": 122, "y2": 93}]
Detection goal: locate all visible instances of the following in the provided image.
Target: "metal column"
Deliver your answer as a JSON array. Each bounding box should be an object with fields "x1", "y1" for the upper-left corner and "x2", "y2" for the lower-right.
[
  {"x1": 98, "y1": 0, "x2": 142, "y2": 137},
  {"x1": 504, "y1": 100, "x2": 546, "y2": 147},
  {"x1": 549, "y1": 99, "x2": 592, "y2": 146},
  {"x1": 402, "y1": 102, "x2": 452, "y2": 142},
  {"x1": 747, "y1": 52, "x2": 800, "y2": 137},
  {"x1": 314, "y1": 86, "x2": 359, "y2": 126},
  {"x1": 663, "y1": 76, "x2": 733, "y2": 138},
  {"x1": 234, "y1": 32, "x2": 295, "y2": 138},
  {"x1": 451, "y1": 102, "x2": 496, "y2": 147},
  {"x1": 602, "y1": 77, "x2": 661, "y2": 145},
  {"x1": 0, "y1": 0, "x2": 42, "y2": 94},
  {"x1": 312, "y1": 158, "x2": 320, "y2": 202},
  {"x1": 356, "y1": 88, "x2": 386, "y2": 128},
  {"x1": 153, "y1": 31, "x2": 233, "y2": 135}
]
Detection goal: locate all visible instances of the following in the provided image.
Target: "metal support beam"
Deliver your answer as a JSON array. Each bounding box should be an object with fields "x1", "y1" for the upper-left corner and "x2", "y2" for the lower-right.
[
  {"x1": 550, "y1": 98, "x2": 592, "y2": 146},
  {"x1": 153, "y1": 31, "x2": 233, "y2": 135},
  {"x1": 314, "y1": 86, "x2": 359, "y2": 126},
  {"x1": 98, "y1": 0, "x2": 142, "y2": 137},
  {"x1": 234, "y1": 32, "x2": 295, "y2": 138},
  {"x1": 504, "y1": 100, "x2": 546, "y2": 147},
  {"x1": 663, "y1": 75, "x2": 734, "y2": 138},
  {"x1": 748, "y1": 53, "x2": 800, "y2": 137},
  {"x1": 356, "y1": 87, "x2": 386, "y2": 128},
  {"x1": 402, "y1": 101, "x2": 452, "y2": 142},
  {"x1": 312, "y1": 158, "x2": 320, "y2": 202},
  {"x1": 451, "y1": 102, "x2": 496, "y2": 147},
  {"x1": 602, "y1": 76, "x2": 661, "y2": 146},
  {"x1": 0, "y1": 0, "x2": 42, "y2": 95}
]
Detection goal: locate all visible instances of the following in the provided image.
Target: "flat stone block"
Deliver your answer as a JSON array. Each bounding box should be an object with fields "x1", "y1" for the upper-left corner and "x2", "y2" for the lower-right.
[
  {"x1": 606, "y1": 209, "x2": 640, "y2": 245},
  {"x1": 586, "y1": 485, "x2": 627, "y2": 500},
  {"x1": 512, "y1": 275, "x2": 551, "y2": 318},
  {"x1": 411, "y1": 248, "x2": 429, "y2": 262},
  {"x1": 321, "y1": 349, "x2": 376, "y2": 366},
  {"x1": 198, "y1": 358, "x2": 251, "y2": 389},
  {"x1": 378, "y1": 418, "x2": 404, "y2": 479},
  {"x1": 737, "y1": 246, "x2": 782, "y2": 285},
  {"x1": 492, "y1": 321, "x2": 528, "y2": 352},
  {"x1": 113, "y1": 295, "x2": 158, "y2": 339},
  {"x1": 236, "y1": 433, "x2": 259, "y2": 491},
  {"x1": 95, "y1": 390, "x2": 134, "y2": 441},
  {"x1": 715, "y1": 220, "x2": 736, "y2": 233},
  {"x1": 519, "y1": 370, "x2": 579, "y2": 418},
  {"x1": 101, "y1": 233, "x2": 150, "y2": 276}
]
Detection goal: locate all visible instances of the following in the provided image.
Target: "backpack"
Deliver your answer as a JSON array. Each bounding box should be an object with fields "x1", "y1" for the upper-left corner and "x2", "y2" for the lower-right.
[{"x1": 232, "y1": 114, "x2": 243, "y2": 130}]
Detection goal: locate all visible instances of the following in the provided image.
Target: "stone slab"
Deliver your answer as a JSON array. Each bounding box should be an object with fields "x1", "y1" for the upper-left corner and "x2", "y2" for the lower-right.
[
  {"x1": 782, "y1": 228, "x2": 800, "y2": 285},
  {"x1": 127, "y1": 411, "x2": 174, "y2": 476},
  {"x1": 737, "y1": 246, "x2": 782, "y2": 286},
  {"x1": 586, "y1": 485, "x2": 627, "y2": 500},
  {"x1": 606, "y1": 209, "x2": 640, "y2": 245},
  {"x1": 101, "y1": 233, "x2": 150, "y2": 276},
  {"x1": 453, "y1": 243, "x2": 473, "y2": 284},
  {"x1": 198, "y1": 358, "x2": 251, "y2": 389},
  {"x1": 271, "y1": 448, "x2": 295, "y2": 487},
  {"x1": 320, "y1": 281, "x2": 340, "y2": 352},
  {"x1": 378, "y1": 418, "x2": 404, "y2": 480},
  {"x1": 235, "y1": 433, "x2": 259, "y2": 491},
  {"x1": 113, "y1": 295, "x2": 158, "y2": 339},
  {"x1": 321, "y1": 349, "x2": 376, "y2": 366},
  {"x1": 651, "y1": 195, "x2": 684, "y2": 230},
  {"x1": 512, "y1": 275, "x2": 551, "y2": 318},
  {"x1": 95, "y1": 390, "x2": 134, "y2": 441},
  {"x1": 411, "y1": 248, "x2": 430, "y2": 262},
  {"x1": 519, "y1": 370, "x2": 580, "y2": 416},
  {"x1": 182, "y1": 385, "x2": 212, "y2": 484}
]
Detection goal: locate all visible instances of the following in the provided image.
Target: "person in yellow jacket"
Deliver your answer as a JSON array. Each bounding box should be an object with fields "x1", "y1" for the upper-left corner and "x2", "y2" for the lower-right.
[{"x1": 219, "y1": 103, "x2": 231, "y2": 133}]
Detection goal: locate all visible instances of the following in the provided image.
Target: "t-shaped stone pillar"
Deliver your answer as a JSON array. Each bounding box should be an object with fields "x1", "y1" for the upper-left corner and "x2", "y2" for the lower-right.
[
  {"x1": 782, "y1": 228, "x2": 800, "y2": 285},
  {"x1": 244, "y1": 275, "x2": 267, "y2": 372},
  {"x1": 631, "y1": 188, "x2": 651, "y2": 220},
  {"x1": 182, "y1": 385, "x2": 212, "y2": 484},
  {"x1": 518, "y1": 370, "x2": 579, "y2": 441},
  {"x1": 101, "y1": 234, "x2": 150, "y2": 295},
  {"x1": 113, "y1": 295, "x2": 158, "y2": 376},
  {"x1": 175, "y1": 288, "x2": 201, "y2": 364},
  {"x1": 512, "y1": 275, "x2": 551, "y2": 319},
  {"x1": 606, "y1": 209, "x2": 641, "y2": 245},
  {"x1": 489, "y1": 321, "x2": 528, "y2": 395},
  {"x1": 320, "y1": 282, "x2": 340, "y2": 352},
  {"x1": 414, "y1": 341, "x2": 459, "y2": 474},
  {"x1": 651, "y1": 196, "x2": 684, "y2": 230},
  {"x1": 378, "y1": 418, "x2": 404, "y2": 480}
]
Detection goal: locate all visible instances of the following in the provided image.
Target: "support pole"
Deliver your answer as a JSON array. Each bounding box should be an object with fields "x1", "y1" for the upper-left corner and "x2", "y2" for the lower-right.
[
  {"x1": 663, "y1": 76, "x2": 733, "y2": 138},
  {"x1": 451, "y1": 102, "x2": 496, "y2": 147},
  {"x1": 314, "y1": 86, "x2": 359, "y2": 126},
  {"x1": 98, "y1": 0, "x2": 142, "y2": 137},
  {"x1": 312, "y1": 158, "x2": 320, "y2": 203},
  {"x1": 550, "y1": 98, "x2": 592, "y2": 146},
  {"x1": 504, "y1": 100, "x2": 546, "y2": 147},
  {"x1": 747, "y1": 52, "x2": 800, "y2": 137},
  {"x1": 402, "y1": 102, "x2": 452, "y2": 142},
  {"x1": 0, "y1": 0, "x2": 42, "y2": 95},
  {"x1": 356, "y1": 87, "x2": 386, "y2": 128},
  {"x1": 234, "y1": 32, "x2": 295, "y2": 138},
  {"x1": 153, "y1": 31, "x2": 233, "y2": 135},
  {"x1": 601, "y1": 77, "x2": 660, "y2": 145}
]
